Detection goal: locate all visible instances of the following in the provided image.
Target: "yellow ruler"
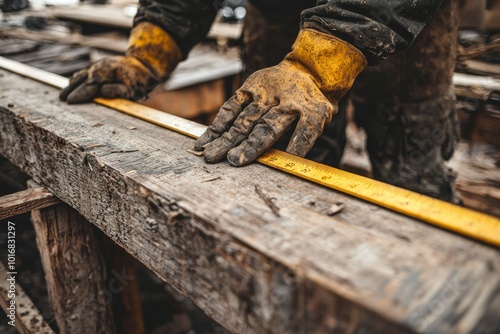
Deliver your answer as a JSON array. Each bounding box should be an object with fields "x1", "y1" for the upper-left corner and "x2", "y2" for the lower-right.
[{"x1": 1, "y1": 56, "x2": 499, "y2": 246}]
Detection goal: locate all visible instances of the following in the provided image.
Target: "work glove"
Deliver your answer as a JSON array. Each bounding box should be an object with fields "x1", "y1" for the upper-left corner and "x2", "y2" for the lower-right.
[
  {"x1": 59, "y1": 22, "x2": 182, "y2": 104},
  {"x1": 194, "y1": 29, "x2": 367, "y2": 166}
]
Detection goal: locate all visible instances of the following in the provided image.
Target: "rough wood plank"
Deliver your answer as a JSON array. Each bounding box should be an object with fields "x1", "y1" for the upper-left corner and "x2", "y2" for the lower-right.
[
  {"x1": 31, "y1": 198, "x2": 116, "y2": 334},
  {"x1": 0, "y1": 262, "x2": 54, "y2": 334},
  {"x1": 0, "y1": 187, "x2": 60, "y2": 220},
  {"x1": 1, "y1": 69, "x2": 499, "y2": 333}
]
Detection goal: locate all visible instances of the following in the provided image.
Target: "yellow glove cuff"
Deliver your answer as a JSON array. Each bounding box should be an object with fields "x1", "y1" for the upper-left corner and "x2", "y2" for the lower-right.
[
  {"x1": 286, "y1": 29, "x2": 367, "y2": 101},
  {"x1": 126, "y1": 22, "x2": 183, "y2": 80}
]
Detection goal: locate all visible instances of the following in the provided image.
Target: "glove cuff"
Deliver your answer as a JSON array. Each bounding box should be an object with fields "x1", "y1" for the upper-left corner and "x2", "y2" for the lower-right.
[
  {"x1": 126, "y1": 22, "x2": 182, "y2": 81},
  {"x1": 286, "y1": 29, "x2": 367, "y2": 101}
]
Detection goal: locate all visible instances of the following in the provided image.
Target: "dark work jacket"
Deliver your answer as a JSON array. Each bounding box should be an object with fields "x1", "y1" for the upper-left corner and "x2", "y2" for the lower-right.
[{"x1": 134, "y1": 0, "x2": 444, "y2": 65}]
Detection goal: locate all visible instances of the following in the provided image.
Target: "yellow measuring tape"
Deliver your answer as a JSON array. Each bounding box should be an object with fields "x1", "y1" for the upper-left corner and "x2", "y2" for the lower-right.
[{"x1": 1, "y1": 57, "x2": 499, "y2": 246}]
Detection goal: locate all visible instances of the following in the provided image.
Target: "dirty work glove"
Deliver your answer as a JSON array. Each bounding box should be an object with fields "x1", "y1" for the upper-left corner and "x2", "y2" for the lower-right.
[
  {"x1": 194, "y1": 29, "x2": 367, "y2": 166},
  {"x1": 59, "y1": 22, "x2": 182, "y2": 104}
]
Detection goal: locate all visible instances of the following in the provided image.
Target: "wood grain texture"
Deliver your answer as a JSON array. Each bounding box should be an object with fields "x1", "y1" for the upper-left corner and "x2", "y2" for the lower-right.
[
  {"x1": 0, "y1": 262, "x2": 54, "y2": 334},
  {"x1": 0, "y1": 187, "x2": 60, "y2": 220},
  {"x1": 31, "y1": 200, "x2": 116, "y2": 334},
  {"x1": 1, "y1": 70, "x2": 500, "y2": 333}
]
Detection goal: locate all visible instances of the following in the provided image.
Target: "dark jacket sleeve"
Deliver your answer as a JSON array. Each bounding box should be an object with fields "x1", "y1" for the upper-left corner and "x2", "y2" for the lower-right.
[
  {"x1": 134, "y1": 0, "x2": 221, "y2": 59},
  {"x1": 301, "y1": 0, "x2": 445, "y2": 65}
]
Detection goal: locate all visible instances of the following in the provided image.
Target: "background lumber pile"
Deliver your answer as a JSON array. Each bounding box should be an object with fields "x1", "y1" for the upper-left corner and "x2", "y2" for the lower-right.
[{"x1": 0, "y1": 37, "x2": 90, "y2": 76}]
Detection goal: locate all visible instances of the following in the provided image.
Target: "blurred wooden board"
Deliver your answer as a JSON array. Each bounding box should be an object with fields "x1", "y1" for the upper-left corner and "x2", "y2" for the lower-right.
[
  {"x1": 51, "y1": 5, "x2": 133, "y2": 29},
  {"x1": 1, "y1": 29, "x2": 242, "y2": 90},
  {"x1": 0, "y1": 28, "x2": 129, "y2": 54},
  {"x1": 50, "y1": 4, "x2": 243, "y2": 40}
]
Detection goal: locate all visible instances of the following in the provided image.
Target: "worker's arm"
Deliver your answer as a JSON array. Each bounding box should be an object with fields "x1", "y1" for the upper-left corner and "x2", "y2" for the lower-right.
[
  {"x1": 60, "y1": 0, "x2": 218, "y2": 104},
  {"x1": 194, "y1": 0, "x2": 446, "y2": 165},
  {"x1": 248, "y1": 0, "x2": 445, "y2": 64},
  {"x1": 134, "y1": 0, "x2": 219, "y2": 59},
  {"x1": 299, "y1": 0, "x2": 445, "y2": 64}
]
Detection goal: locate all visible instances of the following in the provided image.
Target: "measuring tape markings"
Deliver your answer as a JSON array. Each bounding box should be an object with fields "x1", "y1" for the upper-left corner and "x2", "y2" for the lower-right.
[
  {"x1": 1, "y1": 56, "x2": 499, "y2": 246},
  {"x1": 259, "y1": 150, "x2": 499, "y2": 243}
]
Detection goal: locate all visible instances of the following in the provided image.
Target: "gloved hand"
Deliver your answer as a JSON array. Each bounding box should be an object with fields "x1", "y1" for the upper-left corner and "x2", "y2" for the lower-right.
[
  {"x1": 194, "y1": 29, "x2": 367, "y2": 166},
  {"x1": 59, "y1": 22, "x2": 182, "y2": 104}
]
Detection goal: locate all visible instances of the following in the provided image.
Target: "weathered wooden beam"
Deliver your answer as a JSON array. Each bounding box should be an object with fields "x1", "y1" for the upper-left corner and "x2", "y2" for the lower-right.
[
  {"x1": 31, "y1": 198, "x2": 116, "y2": 334},
  {"x1": 1, "y1": 69, "x2": 499, "y2": 333},
  {"x1": 0, "y1": 187, "x2": 60, "y2": 220},
  {"x1": 0, "y1": 261, "x2": 54, "y2": 334}
]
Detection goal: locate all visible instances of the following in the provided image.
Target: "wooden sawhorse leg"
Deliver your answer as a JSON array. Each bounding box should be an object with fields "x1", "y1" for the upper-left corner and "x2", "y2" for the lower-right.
[{"x1": 31, "y1": 202, "x2": 117, "y2": 334}]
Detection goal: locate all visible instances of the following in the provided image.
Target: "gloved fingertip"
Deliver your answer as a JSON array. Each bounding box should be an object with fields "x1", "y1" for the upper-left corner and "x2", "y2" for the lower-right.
[
  {"x1": 227, "y1": 148, "x2": 252, "y2": 167},
  {"x1": 194, "y1": 138, "x2": 207, "y2": 151},
  {"x1": 287, "y1": 124, "x2": 322, "y2": 158},
  {"x1": 66, "y1": 93, "x2": 87, "y2": 104},
  {"x1": 66, "y1": 84, "x2": 99, "y2": 104},
  {"x1": 285, "y1": 145, "x2": 308, "y2": 158},
  {"x1": 194, "y1": 129, "x2": 218, "y2": 151},
  {"x1": 66, "y1": 94, "x2": 90, "y2": 104},
  {"x1": 203, "y1": 153, "x2": 222, "y2": 164},
  {"x1": 193, "y1": 141, "x2": 209, "y2": 151},
  {"x1": 60, "y1": 70, "x2": 89, "y2": 102},
  {"x1": 60, "y1": 83, "x2": 82, "y2": 101},
  {"x1": 59, "y1": 89, "x2": 69, "y2": 101},
  {"x1": 202, "y1": 145, "x2": 225, "y2": 164},
  {"x1": 66, "y1": 97, "x2": 88, "y2": 104},
  {"x1": 101, "y1": 84, "x2": 131, "y2": 99}
]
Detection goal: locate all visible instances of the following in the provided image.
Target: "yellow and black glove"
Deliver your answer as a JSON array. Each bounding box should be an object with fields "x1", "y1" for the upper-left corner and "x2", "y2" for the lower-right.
[
  {"x1": 60, "y1": 22, "x2": 182, "y2": 104},
  {"x1": 194, "y1": 29, "x2": 367, "y2": 166}
]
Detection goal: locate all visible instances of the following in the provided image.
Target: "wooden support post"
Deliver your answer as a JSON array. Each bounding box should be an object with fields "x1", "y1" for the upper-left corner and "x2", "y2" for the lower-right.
[{"x1": 31, "y1": 201, "x2": 116, "y2": 334}]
